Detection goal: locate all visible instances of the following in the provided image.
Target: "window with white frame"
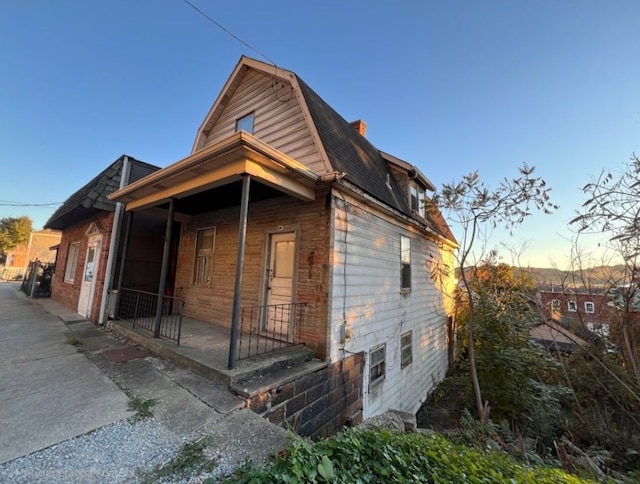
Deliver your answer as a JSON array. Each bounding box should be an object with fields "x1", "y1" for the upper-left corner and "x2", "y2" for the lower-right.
[
  {"x1": 585, "y1": 301, "x2": 595, "y2": 313},
  {"x1": 568, "y1": 300, "x2": 577, "y2": 312},
  {"x1": 369, "y1": 344, "x2": 386, "y2": 386},
  {"x1": 401, "y1": 331, "x2": 413, "y2": 369},
  {"x1": 193, "y1": 227, "x2": 216, "y2": 286},
  {"x1": 64, "y1": 242, "x2": 80, "y2": 283},
  {"x1": 551, "y1": 299, "x2": 561, "y2": 311},
  {"x1": 410, "y1": 181, "x2": 426, "y2": 218},
  {"x1": 235, "y1": 112, "x2": 254, "y2": 134},
  {"x1": 401, "y1": 235, "x2": 411, "y2": 291}
]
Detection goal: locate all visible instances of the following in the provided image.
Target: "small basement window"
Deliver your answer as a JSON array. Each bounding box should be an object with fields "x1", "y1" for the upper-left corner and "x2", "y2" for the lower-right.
[
  {"x1": 235, "y1": 112, "x2": 255, "y2": 134},
  {"x1": 401, "y1": 331, "x2": 413, "y2": 369},
  {"x1": 369, "y1": 344, "x2": 386, "y2": 387}
]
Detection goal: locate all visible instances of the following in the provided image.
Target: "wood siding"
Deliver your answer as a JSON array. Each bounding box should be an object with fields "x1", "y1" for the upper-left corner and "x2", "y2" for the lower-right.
[
  {"x1": 174, "y1": 190, "x2": 332, "y2": 358},
  {"x1": 330, "y1": 192, "x2": 454, "y2": 418},
  {"x1": 201, "y1": 69, "x2": 327, "y2": 174}
]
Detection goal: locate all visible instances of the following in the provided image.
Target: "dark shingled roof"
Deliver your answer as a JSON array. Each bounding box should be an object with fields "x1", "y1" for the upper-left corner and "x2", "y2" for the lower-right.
[
  {"x1": 45, "y1": 155, "x2": 160, "y2": 230},
  {"x1": 296, "y1": 75, "x2": 455, "y2": 242}
]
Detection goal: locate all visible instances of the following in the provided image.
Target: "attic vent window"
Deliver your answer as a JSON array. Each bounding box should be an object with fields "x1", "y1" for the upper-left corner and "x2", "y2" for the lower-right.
[{"x1": 236, "y1": 112, "x2": 254, "y2": 134}]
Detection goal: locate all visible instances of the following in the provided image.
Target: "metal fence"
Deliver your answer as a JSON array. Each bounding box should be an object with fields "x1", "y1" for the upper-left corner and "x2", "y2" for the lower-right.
[
  {"x1": 112, "y1": 288, "x2": 185, "y2": 344},
  {"x1": 19, "y1": 260, "x2": 54, "y2": 298},
  {"x1": 237, "y1": 302, "x2": 307, "y2": 360}
]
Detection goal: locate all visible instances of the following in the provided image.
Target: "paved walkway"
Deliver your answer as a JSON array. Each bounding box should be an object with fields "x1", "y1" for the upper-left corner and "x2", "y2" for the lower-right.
[
  {"x1": 0, "y1": 283, "x2": 286, "y2": 481},
  {"x1": 0, "y1": 283, "x2": 130, "y2": 464}
]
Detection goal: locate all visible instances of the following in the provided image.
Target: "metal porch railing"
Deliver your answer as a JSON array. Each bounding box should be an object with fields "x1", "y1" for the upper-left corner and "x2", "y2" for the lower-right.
[
  {"x1": 111, "y1": 288, "x2": 185, "y2": 344},
  {"x1": 237, "y1": 302, "x2": 307, "y2": 360}
]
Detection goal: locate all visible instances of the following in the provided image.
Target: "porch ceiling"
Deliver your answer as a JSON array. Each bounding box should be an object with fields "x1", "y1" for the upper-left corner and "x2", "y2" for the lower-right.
[{"x1": 108, "y1": 132, "x2": 319, "y2": 214}]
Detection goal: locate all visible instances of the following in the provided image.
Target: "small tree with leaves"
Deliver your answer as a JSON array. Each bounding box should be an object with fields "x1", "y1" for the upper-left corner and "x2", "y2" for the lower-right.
[
  {"x1": 0, "y1": 216, "x2": 32, "y2": 263},
  {"x1": 430, "y1": 164, "x2": 557, "y2": 423},
  {"x1": 571, "y1": 153, "x2": 640, "y2": 385}
]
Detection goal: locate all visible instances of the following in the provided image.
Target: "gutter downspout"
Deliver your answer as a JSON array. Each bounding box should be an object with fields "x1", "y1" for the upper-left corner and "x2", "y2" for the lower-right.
[{"x1": 98, "y1": 156, "x2": 131, "y2": 325}]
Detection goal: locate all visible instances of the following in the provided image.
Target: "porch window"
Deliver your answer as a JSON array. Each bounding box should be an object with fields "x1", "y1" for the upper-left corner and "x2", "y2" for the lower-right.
[
  {"x1": 235, "y1": 112, "x2": 254, "y2": 134},
  {"x1": 401, "y1": 331, "x2": 413, "y2": 369},
  {"x1": 64, "y1": 242, "x2": 80, "y2": 283},
  {"x1": 401, "y1": 235, "x2": 411, "y2": 292},
  {"x1": 193, "y1": 227, "x2": 216, "y2": 286},
  {"x1": 369, "y1": 344, "x2": 386, "y2": 387}
]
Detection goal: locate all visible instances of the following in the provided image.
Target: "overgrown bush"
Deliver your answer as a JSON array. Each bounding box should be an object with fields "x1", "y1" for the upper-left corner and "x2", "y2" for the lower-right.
[
  {"x1": 560, "y1": 349, "x2": 640, "y2": 474},
  {"x1": 219, "y1": 427, "x2": 591, "y2": 483},
  {"x1": 455, "y1": 263, "x2": 569, "y2": 450}
]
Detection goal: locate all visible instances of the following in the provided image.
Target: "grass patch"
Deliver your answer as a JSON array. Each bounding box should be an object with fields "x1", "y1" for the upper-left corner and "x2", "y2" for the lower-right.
[
  {"x1": 127, "y1": 395, "x2": 158, "y2": 422},
  {"x1": 138, "y1": 437, "x2": 217, "y2": 483},
  {"x1": 66, "y1": 335, "x2": 83, "y2": 347}
]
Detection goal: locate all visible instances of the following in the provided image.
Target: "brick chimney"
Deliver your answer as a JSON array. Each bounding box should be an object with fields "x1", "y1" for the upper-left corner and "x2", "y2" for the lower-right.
[{"x1": 350, "y1": 119, "x2": 367, "y2": 137}]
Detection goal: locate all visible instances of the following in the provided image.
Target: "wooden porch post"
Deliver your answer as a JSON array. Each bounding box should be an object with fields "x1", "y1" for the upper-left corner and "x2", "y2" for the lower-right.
[
  {"x1": 228, "y1": 174, "x2": 251, "y2": 369},
  {"x1": 153, "y1": 198, "x2": 175, "y2": 338}
]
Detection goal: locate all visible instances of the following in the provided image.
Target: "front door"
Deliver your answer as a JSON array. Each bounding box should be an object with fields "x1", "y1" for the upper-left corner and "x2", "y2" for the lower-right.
[
  {"x1": 77, "y1": 237, "x2": 101, "y2": 318},
  {"x1": 264, "y1": 232, "x2": 296, "y2": 340}
]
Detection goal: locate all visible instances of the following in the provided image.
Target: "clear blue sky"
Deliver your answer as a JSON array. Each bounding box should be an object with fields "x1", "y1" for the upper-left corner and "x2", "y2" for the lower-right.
[{"x1": 1, "y1": 1, "x2": 638, "y2": 268}]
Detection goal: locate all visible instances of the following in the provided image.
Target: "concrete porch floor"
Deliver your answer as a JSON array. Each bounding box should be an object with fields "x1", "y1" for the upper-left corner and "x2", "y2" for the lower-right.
[{"x1": 107, "y1": 316, "x2": 317, "y2": 391}]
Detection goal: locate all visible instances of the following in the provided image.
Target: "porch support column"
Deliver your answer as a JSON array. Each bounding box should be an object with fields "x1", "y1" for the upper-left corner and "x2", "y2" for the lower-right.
[
  {"x1": 228, "y1": 174, "x2": 251, "y2": 369},
  {"x1": 114, "y1": 211, "x2": 134, "y2": 316},
  {"x1": 153, "y1": 198, "x2": 175, "y2": 338}
]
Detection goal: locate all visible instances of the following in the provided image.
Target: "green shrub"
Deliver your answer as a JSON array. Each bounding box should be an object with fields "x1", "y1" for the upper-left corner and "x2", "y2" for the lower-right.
[{"x1": 218, "y1": 427, "x2": 592, "y2": 483}]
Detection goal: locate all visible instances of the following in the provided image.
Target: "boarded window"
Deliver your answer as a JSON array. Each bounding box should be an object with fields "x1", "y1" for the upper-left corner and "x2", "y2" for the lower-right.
[
  {"x1": 369, "y1": 344, "x2": 386, "y2": 386},
  {"x1": 64, "y1": 242, "x2": 80, "y2": 283},
  {"x1": 401, "y1": 331, "x2": 413, "y2": 369},
  {"x1": 401, "y1": 235, "x2": 411, "y2": 291},
  {"x1": 193, "y1": 227, "x2": 216, "y2": 286},
  {"x1": 235, "y1": 112, "x2": 255, "y2": 134}
]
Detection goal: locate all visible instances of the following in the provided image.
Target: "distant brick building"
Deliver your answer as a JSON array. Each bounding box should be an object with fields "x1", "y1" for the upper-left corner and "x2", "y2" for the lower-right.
[
  {"x1": 2, "y1": 229, "x2": 61, "y2": 280},
  {"x1": 538, "y1": 285, "x2": 611, "y2": 336}
]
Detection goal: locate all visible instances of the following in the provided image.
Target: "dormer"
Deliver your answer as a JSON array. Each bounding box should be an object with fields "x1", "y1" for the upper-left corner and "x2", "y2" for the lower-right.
[{"x1": 379, "y1": 151, "x2": 435, "y2": 219}]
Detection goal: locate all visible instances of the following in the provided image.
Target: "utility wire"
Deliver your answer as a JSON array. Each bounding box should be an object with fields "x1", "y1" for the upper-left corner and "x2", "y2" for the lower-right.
[{"x1": 180, "y1": 0, "x2": 277, "y2": 66}]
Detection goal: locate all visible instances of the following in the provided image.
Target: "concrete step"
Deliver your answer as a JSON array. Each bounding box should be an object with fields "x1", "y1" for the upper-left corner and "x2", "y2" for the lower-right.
[{"x1": 231, "y1": 359, "x2": 328, "y2": 398}]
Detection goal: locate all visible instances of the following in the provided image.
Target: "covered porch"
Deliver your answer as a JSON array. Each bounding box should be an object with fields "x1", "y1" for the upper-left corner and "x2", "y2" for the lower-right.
[{"x1": 108, "y1": 132, "x2": 322, "y2": 369}]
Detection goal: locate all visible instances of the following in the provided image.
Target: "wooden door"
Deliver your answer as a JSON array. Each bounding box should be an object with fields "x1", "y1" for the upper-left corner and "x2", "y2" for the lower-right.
[{"x1": 264, "y1": 232, "x2": 296, "y2": 340}]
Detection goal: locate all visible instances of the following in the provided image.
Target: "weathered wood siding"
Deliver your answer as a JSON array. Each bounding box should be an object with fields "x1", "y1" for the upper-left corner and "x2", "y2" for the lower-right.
[
  {"x1": 201, "y1": 69, "x2": 327, "y2": 174},
  {"x1": 330, "y1": 192, "x2": 454, "y2": 418},
  {"x1": 174, "y1": 190, "x2": 332, "y2": 358}
]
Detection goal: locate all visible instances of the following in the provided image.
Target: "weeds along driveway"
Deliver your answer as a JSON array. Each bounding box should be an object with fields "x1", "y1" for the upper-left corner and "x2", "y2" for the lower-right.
[{"x1": 0, "y1": 283, "x2": 130, "y2": 464}]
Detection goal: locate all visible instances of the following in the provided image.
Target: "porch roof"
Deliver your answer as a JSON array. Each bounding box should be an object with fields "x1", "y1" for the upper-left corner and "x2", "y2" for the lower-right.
[{"x1": 108, "y1": 132, "x2": 320, "y2": 214}]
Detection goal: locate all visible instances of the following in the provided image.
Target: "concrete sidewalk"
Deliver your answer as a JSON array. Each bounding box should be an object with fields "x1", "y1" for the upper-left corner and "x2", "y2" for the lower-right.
[{"x1": 0, "y1": 283, "x2": 286, "y2": 480}]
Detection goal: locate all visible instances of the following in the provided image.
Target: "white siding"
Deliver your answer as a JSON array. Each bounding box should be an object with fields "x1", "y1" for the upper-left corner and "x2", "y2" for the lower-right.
[
  {"x1": 201, "y1": 69, "x2": 326, "y2": 174},
  {"x1": 330, "y1": 193, "x2": 454, "y2": 419}
]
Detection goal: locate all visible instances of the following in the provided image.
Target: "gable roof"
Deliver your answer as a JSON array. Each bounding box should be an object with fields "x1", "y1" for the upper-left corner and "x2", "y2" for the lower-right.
[
  {"x1": 193, "y1": 56, "x2": 455, "y2": 243},
  {"x1": 45, "y1": 155, "x2": 160, "y2": 230}
]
